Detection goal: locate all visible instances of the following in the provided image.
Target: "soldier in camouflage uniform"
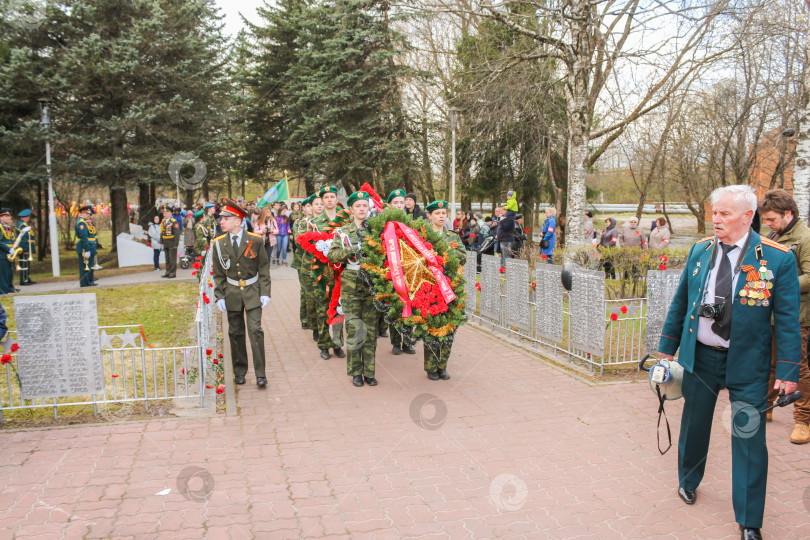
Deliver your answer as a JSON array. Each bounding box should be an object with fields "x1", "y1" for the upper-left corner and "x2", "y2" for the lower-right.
[
  {"x1": 423, "y1": 200, "x2": 467, "y2": 380},
  {"x1": 292, "y1": 195, "x2": 315, "y2": 329},
  {"x1": 298, "y1": 195, "x2": 323, "y2": 343},
  {"x1": 327, "y1": 191, "x2": 379, "y2": 387},
  {"x1": 312, "y1": 186, "x2": 345, "y2": 360},
  {"x1": 386, "y1": 189, "x2": 416, "y2": 355},
  {"x1": 193, "y1": 209, "x2": 209, "y2": 255}
]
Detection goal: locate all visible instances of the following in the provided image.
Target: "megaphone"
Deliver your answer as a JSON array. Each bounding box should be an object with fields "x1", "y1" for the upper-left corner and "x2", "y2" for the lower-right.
[{"x1": 639, "y1": 354, "x2": 684, "y2": 401}]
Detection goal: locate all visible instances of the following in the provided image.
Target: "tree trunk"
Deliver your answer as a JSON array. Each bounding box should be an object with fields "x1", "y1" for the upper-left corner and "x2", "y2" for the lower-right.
[
  {"x1": 564, "y1": 136, "x2": 589, "y2": 247},
  {"x1": 138, "y1": 182, "x2": 152, "y2": 228},
  {"x1": 796, "y1": 106, "x2": 810, "y2": 223},
  {"x1": 227, "y1": 176, "x2": 233, "y2": 199},
  {"x1": 203, "y1": 179, "x2": 210, "y2": 202},
  {"x1": 109, "y1": 187, "x2": 129, "y2": 253},
  {"x1": 184, "y1": 188, "x2": 194, "y2": 209}
]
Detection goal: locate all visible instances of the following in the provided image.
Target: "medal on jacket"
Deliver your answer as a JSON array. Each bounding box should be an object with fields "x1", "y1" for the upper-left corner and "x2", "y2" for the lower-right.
[{"x1": 740, "y1": 263, "x2": 771, "y2": 307}]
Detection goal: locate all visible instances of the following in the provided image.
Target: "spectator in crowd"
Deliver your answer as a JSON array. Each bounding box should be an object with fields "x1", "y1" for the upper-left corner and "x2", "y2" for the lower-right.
[
  {"x1": 453, "y1": 210, "x2": 463, "y2": 232},
  {"x1": 481, "y1": 216, "x2": 493, "y2": 237},
  {"x1": 497, "y1": 209, "x2": 517, "y2": 266},
  {"x1": 620, "y1": 216, "x2": 647, "y2": 248},
  {"x1": 404, "y1": 193, "x2": 427, "y2": 221},
  {"x1": 275, "y1": 212, "x2": 291, "y2": 265},
  {"x1": 648, "y1": 217, "x2": 671, "y2": 250},
  {"x1": 467, "y1": 214, "x2": 481, "y2": 250},
  {"x1": 148, "y1": 214, "x2": 162, "y2": 271},
  {"x1": 513, "y1": 213, "x2": 527, "y2": 254},
  {"x1": 183, "y1": 210, "x2": 195, "y2": 257},
  {"x1": 584, "y1": 210, "x2": 596, "y2": 241},
  {"x1": 255, "y1": 207, "x2": 278, "y2": 264},
  {"x1": 505, "y1": 190, "x2": 518, "y2": 212},
  {"x1": 173, "y1": 206, "x2": 183, "y2": 234},
  {"x1": 599, "y1": 217, "x2": 619, "y2": 279},
  {"x1": 492, "y1": 206, "x2": 504, "y2": 254},
  {"x1": 540, "y1": 208, "x2": 557, "y2": 263},
  {"x1": 460, "y1": 211, "x2": 473, "y2": 247}
]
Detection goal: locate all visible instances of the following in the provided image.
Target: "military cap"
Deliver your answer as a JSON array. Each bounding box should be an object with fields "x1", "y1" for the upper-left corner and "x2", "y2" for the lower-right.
[
  {"x1": 79, "y1": 204, "x2": 95, "y2": 214},
  {"x1": 301, "y1": 194, "x2": 314, "y2": 206},
  {"x1": 0, "y1": 208, "x2": 11, "y2": 217},
  {"x1": 425, "y1": 200, "x2": 448, "y2": 213},
  {"x1": 159, "y1": 205, "x2": 172, "y2": 213},
  {"x1": 219, "y1": 197, "x2": 248, "y2": 220},
  {"x1": 204, "y1": 202, "x2": 216, "y2": 209},
  {"x1": 318, "y1": 186, "x2": 339, "y2": 197},
  {"x1": 387, "y1": 189, "x2": 406, "y2": 203},
  {"x1": 347, "y1": 191, "x2": 371, "y2": 208},
  {"x1": 194, "y1": 209, "x2": 204, "y2": 219},
  {"x1": 18, "y1": 209, "x2": 32, "y2": 218}
]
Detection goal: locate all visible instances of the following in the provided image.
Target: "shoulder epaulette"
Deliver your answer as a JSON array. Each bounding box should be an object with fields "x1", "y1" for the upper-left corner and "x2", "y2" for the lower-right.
[
  {"x1": 213, "y1": 234, "x2": 227, "y2": 242},
  {"x1": 247, "y1": 231, "x2": 262, "y2": 238},
  {"x1": 696, "y1": 236, "x2": 714, "y2": 244},
  {"x1": 761, "y1": 237, "x2": 790, "y2": 252}
]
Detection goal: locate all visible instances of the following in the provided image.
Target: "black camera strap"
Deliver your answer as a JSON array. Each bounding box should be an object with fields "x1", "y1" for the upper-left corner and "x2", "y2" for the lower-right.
[{"x1": 655, "y1": 384, "x2": 672, "y2": 455}]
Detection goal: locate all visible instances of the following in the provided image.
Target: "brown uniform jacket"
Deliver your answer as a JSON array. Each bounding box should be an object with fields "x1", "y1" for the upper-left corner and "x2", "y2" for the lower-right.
[
  {"x1": 769, "y1": 219, "x2": 810, "y2": 326},
  {"x1": 213, "y1": 231, "x2": 271, "y2": 311}
]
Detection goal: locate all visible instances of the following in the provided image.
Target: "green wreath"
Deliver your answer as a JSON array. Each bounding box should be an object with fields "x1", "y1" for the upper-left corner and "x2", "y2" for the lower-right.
[{"x1": 358, "y1": 208, "x2": 467, "y2": 348}]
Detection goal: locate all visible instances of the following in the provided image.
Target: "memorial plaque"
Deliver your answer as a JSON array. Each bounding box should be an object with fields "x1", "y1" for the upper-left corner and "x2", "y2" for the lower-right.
[
  {"x1": 569, "y1": 269, "x2": 606, "y2": 356},
  {"x1": 479, "y1": 255, "x2": 501, "y2": 322},
  {"x1": 14, "y1": 294, "x2": 105, "y2": 400},
  {"x1": 644, "y1": 269, "x2": 684, "y2": 354},
  {"x1": 463, "y1": 255, "x2": 478, "y2": 314},
  {"x1": 535, "y1": 265, "x2": 564, "y2": 343},
  {"x1": 505, "y1": 258, "x2": 530, "y2": 332}
]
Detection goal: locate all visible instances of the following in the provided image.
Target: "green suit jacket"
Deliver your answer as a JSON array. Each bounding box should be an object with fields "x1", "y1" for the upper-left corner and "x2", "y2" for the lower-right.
[
  {"x1": 659, "y1": 231, "x2": 801, "y2": 384},
  {"x1": 213, "y1": 231, "x2": 272, "y2": 311}
]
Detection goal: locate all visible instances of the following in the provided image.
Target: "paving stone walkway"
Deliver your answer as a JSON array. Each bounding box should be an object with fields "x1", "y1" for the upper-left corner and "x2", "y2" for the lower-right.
[{"x1": 1, "y1": 272, "x2": 808, "y2": 539}]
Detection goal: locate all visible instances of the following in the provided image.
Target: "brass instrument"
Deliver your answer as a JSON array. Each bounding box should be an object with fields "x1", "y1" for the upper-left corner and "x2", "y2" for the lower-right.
[
  {"x1": 6, "y1": 227, "x2": 28, "y2": 271},
  {"x1": 91, "y1": 253, "x2": 102, "y2": 270},
  {"x1": 26, "y1": 228, "x2": 34, "y2": 262},
  {"x1": 83, "y1": 252, "x2": 90, "y2": 271}
]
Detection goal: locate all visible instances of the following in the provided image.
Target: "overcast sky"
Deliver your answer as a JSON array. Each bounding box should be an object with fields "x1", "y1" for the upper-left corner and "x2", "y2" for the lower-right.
[{"x1": 215, "y1": 0, "x2": 267, "y2": 38}]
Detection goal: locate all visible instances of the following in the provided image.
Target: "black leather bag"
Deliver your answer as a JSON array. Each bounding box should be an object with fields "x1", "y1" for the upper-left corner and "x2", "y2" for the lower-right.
[{"x1": 540, "y1": 239, "x2": 549, "y2": 249}]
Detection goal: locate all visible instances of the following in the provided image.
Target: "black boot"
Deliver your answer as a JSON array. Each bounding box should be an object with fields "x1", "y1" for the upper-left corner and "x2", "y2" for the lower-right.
[
  {"x1": 312, "y1": 330, "x2": 319, "y2": 342},
  {"x1": 403, "y1": 345, "x2": 416, "y2": 354},
  {"x1": 392, "y1": 346, "x2": 402, "y2": 355},
  {"x1": 437, "y1": 368, "x2": 450, "y2": 380},
  {"x1": 427, "y1": 371, "x2": 440, "y2": 381},
  {"x1": 352, "y1": 375, "x2": 364, "y2": 387},
  {"x1": 378, "y1": 328, "x2": 388, "y2": 338},
  {"x1": 333, "y1": 347, "x2": 345, "y2": 358},
  {"x1": 320, "y1": 349, "x2": 330, "y2": 360},
  {"x1": 302, "y1": 322, "x2": 310, "y2": 329},
  {"x1": 364, "y1": 376, "x2": 378, "y2": 386}
]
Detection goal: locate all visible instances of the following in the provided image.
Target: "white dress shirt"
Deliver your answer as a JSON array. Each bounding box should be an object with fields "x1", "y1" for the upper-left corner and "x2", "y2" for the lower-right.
[{"x1": 696, "y1": 232, "x2": 750, "y2": 348}]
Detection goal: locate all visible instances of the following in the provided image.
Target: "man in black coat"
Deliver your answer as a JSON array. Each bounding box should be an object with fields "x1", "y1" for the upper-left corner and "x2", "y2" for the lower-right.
[
  {"x1": 497, "y1": 210, "x2": 516, "y2": 266},
  {"x1": 404, "y1": 193, "x2": 427, "y2": 221}
]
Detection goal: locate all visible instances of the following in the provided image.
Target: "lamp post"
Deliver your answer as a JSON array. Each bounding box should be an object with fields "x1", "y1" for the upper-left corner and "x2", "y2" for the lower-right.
[
  {"x1": 38, "y1": 99, "x2": 60, "y2": 277},
  {"x1": 448, "y1": 107, "x2": 460, "y2": 229}
]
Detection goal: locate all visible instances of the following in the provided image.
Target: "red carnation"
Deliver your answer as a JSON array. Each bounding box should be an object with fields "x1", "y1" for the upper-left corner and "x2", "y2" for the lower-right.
[
  {"x1": 210, "y1": 271, "x2": 214, "y2": 276},
  {"x1": 111, "y1": 374, "x2": 119, "y2": 378},
  {"x1": 531, "y1": 282, "x2": 536, "y2": 289},
  {"x1": 203, "y1": 296, "x2": 210, "y2": 304},
  {"x1": 196, "y1": 256, "x2": 202, "y2": 262},
  {"x1": 660, "y1": 255, "x2": 668, "y2": 262},
  {"x1": 216, "y1": 384, "x2": 225, "y2": 395},
  {"x1": 181, "y1": 368, "x2": 186, "y2": 374},
  {"x1": 620, "y1": 306, "x2": 628, "y2": 314},
  {"x1": 213, "y1": 359, "x2": 218, "y2": 365},
  {"x1": 541, "y1": 254, "x2": 548, "y2": 259},
  {"x1": 217, "y1": 353, "x2": 223, "y2": 358},
  {"x1": 193, "y1": 261, "x2": 202, "y2": 270},
  {"x1": 525, "y1": 228, "x2": 531, "y2": 233},
  {"x1": 475, "y1": 283, "x2": 481, "y2": 291},
  {"x1": 192, "y1": 271, "x2": 198, "y2": 276},
  {"x1": 425, "y1": 242, "x2": 433, "y2": 250},
  {"x1": 420, "y1": 308, "x2": 428, "y2": 318},
  {"x1": 470, "y1": 234, "x2": 476, "y2": 238},
  {"x1": 206, "y1": 349, "x2": 213, "y2": 356},
  {"x1": 11, "y1": 343, "x2": 19, "y2": 353},
  {"x1": 206, "y1": 384, "x2": 213, "y2": 389},
  {"x1": 610, "y1": 313, "x2": 618, "y2": 321},
  {"x1": 659, "y1": 264, "x2": 667, "y2": 270},
  {"x1": 499, "y1": 267, "x2": 505, "y2": 273},
  {"x1": 1, "y1": 354, "x2": 11, "y2": 364},
  {"x1": 208, "y1": 282, "x2": 213, "y2": 287}
]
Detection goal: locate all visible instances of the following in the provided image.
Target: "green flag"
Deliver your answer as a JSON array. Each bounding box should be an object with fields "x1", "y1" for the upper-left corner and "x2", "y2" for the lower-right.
[{"x1": 257, "y1": 177, "x2": 289, "y2": 209}]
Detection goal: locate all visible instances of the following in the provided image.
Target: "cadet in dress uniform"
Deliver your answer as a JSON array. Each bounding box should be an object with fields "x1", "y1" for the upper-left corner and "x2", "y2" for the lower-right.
[
  {"x1": 0, "y1": 209, "x2": 19, "y2": 294},
  {"x1": 160, "y1": 206, "x2": 180, "y2": 278},
  {"x1": 292, "y1": 195, "x2": 315, "y2": 329},
  {"x1": 312, "y1": 186, "x2": 345, "y2": 360},
  {"x1": 16, "y1": 209, "x2": 35, "y2": 285},
  {"x1": 423, "y1": 200, "x2": 467, "y2": 380},
  {"x1": 327, "y1": 191, "x2": 379, "y2": 387},
  {"x1": 75, "y1": 205, "x2": 97, "y2": 288},
  {"x1": 212, "y1": 199, "x2": 272, "y2": 387},
  {"x1": 386, "y1": 189, "x2": 416, "y2": 355},
  {"x1": 658, "y1": 185, "x2": 800, "y2": 540}
]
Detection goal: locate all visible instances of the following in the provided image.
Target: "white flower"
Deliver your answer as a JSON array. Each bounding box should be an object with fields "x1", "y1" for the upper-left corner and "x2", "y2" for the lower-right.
[
  {"x1": 315, "y1": 239, "x2": 333, "y2": 255},
  {"x1": 336, "y1": 302, "x2": 344, "y2": 315}
]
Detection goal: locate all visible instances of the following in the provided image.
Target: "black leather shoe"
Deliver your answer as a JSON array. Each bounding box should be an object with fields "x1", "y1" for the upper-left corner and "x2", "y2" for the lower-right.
[
  {"x1": 678, "y1": 487, "x2": 696, "y2": 505},
  {"x1": 302, "y1": 322, "x2": 310, "y2": 329},
  {"x1": 364, "y1": 376, "x2": 378, "y2": 386},
  {"x1": 312, "y1": 330, "x2": 319, "y2": 342},
  {"x1": 161, "y1": 274, "x2": 169, "y2": 278},
  {"x1": 378, "y1": 329, "x2": 388, "y2": 338},
  {"x1": 234, "y1": 375, "x2": 246, "y2": 385},
  {"x1": 740, "y1": 526, "x2": 762, "y2": 540},
  {"x1": 320, "y1": 349, "x2": 330, "y2": 360},
  {"x1": 392, "y1": 346, "x2": 402, "y2": 355},
  {"x1": 352, "y1": 375, "x2": 364, "y2": 387},
  {"x1": 257, "y1": 377, "x2": 267, "y2": 387},
  {"x1": 437, "y1": 368, "x2": 450, "y2": 380},
  {"x1": 427, "y1": 371, "x2": 440, "y2": 381},
  {"x1": 403, "y1": 345, "x2": 416, "y2": 354},
  {"x1": 333, "y1": 347, "x2": 345, "y2": 358}
]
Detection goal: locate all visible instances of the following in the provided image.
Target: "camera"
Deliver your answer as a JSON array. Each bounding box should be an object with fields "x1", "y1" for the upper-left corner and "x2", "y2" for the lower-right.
[{"x1": 698, "y1": 302, "x2": 724, "y2": 320}]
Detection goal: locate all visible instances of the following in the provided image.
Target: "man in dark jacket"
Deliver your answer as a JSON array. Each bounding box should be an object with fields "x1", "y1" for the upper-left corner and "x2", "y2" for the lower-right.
[
  {"x1": 497, "y1": 210, "x2": 516, "y2": 266},
  {"x1": 404, "y1": 194, "x2": 427, "y2": 221}
]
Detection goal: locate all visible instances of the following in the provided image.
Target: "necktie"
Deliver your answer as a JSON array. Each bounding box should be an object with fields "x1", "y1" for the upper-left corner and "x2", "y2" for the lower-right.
[
  {"x1": 711, "y1": 243, "x2": 737, "y2": 340},
  {"x1": 232, "y1": 235, "x2": 240, "y2": 257}
]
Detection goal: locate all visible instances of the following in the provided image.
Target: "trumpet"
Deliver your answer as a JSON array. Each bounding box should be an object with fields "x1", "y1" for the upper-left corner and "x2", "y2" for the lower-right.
[{"x1": 91, "y1": 253, "x2": 102, "y2": 270}]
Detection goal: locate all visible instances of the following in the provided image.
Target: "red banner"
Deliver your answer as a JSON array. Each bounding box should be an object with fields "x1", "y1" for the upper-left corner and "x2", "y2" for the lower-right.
[{"x1": 383, "y1": 221, "x2": 457, "y2": 318}]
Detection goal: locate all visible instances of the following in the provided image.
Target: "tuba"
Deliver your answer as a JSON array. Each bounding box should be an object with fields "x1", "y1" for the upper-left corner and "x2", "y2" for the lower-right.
[{"x1": 6, "y1": 227, "x2": 28, "y2": 271}]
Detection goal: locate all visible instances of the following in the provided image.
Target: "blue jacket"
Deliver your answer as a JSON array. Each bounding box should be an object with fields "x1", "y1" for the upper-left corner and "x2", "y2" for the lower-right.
[
  {"x1": 541, "y1": 216, "x2": 556, "y2": 255},
  {"x1": 659, "y1": 232, "x2": 801, "y2": 384}
]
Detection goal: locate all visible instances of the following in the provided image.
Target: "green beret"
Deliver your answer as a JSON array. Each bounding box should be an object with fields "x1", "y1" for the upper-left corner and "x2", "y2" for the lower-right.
[
  {"x1": 194, "y1": 209, "x2": 204, "y2": 219},
  {"x1": 425, "y1": 200, "x2": 449, "y2": 213},
  {"x1": 301, "y1": 195, "x2": 314, "y2": 206},
  {"x1": 386, "y1": 189, "x2": 406, "y2": 203},
  {"x1": 346, "y1": 191, "x2": 371, "y2": 208},
  {"x1": 318, "y1": 186, "x2": 338, "y2": 197}
]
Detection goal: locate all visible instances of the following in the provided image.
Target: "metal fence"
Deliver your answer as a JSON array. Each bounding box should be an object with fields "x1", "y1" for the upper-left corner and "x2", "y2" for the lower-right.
[
  {"x1": 0, "y1": 248, "x2": 216, "y2": 422},
  {"x1": 465, "y1": 254, "x2": 675, "y2": 374}
]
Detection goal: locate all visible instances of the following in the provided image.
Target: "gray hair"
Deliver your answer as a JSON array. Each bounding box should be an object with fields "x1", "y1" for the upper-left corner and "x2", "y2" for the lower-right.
[{"x1": 710, "y1": 185, "x2": 757, "y2": 212}]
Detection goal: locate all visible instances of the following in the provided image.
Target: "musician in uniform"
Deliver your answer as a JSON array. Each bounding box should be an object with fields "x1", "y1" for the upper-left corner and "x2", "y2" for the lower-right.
[
  {"x1": 160, "y1": 206, "x2": 180, "y2": 278},
  {"x1": 658, "y1": 185, "x2": 801, "y2": 540},
  {"x1": 16, "y1": 209, "x2": 35, "y2": 286},
  {"x1": 0, "y1": 209, "x2": 20, "y2": 294},
  {"x1": 212, "y1": 199, "x2": 272, "y2": 387},
  {"x1": 423, "y1": 200, "x2": 467, "y2": 380},
  {"x1": 327, "y1": 191, "x2": 379, "y2": 387},
  {"x1": 75, "y1": 205, "x2": 97, "y2": 288}
]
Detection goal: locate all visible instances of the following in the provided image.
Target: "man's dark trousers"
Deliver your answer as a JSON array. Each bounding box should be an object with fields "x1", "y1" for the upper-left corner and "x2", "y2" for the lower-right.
[{"x1": 679, "y1": 342, "x2": 769, "y2": 528}]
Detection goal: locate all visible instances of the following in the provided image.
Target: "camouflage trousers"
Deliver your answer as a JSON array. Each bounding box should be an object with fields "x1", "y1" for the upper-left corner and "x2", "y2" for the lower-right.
[
  {"x1": 296, "y1": 267, "x2": 308, "y2": 325},
  {"x1": 424, "y1": 342, "x2": 451, "y2": 373},
  {"x1": 342, "y1": 278, "x2": 379, "y2": 378},
  {"x1": 300, "y1": 268, "x2": 319, "y2": 338},
  {"x1": 316, "y1": 277, "x2": 343, "y2": 351}
]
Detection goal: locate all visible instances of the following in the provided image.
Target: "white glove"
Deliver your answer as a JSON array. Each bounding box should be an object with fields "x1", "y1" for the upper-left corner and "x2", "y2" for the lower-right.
[
  {"x1": 260, "y1": 296, "x2": 270, "y2": 308},
  {"x1": 216, "y1": 299, "x2": 226, "y2": 312},
  {"x1": 83, "y1": 251, "x2": 90, "y2": 258}
]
